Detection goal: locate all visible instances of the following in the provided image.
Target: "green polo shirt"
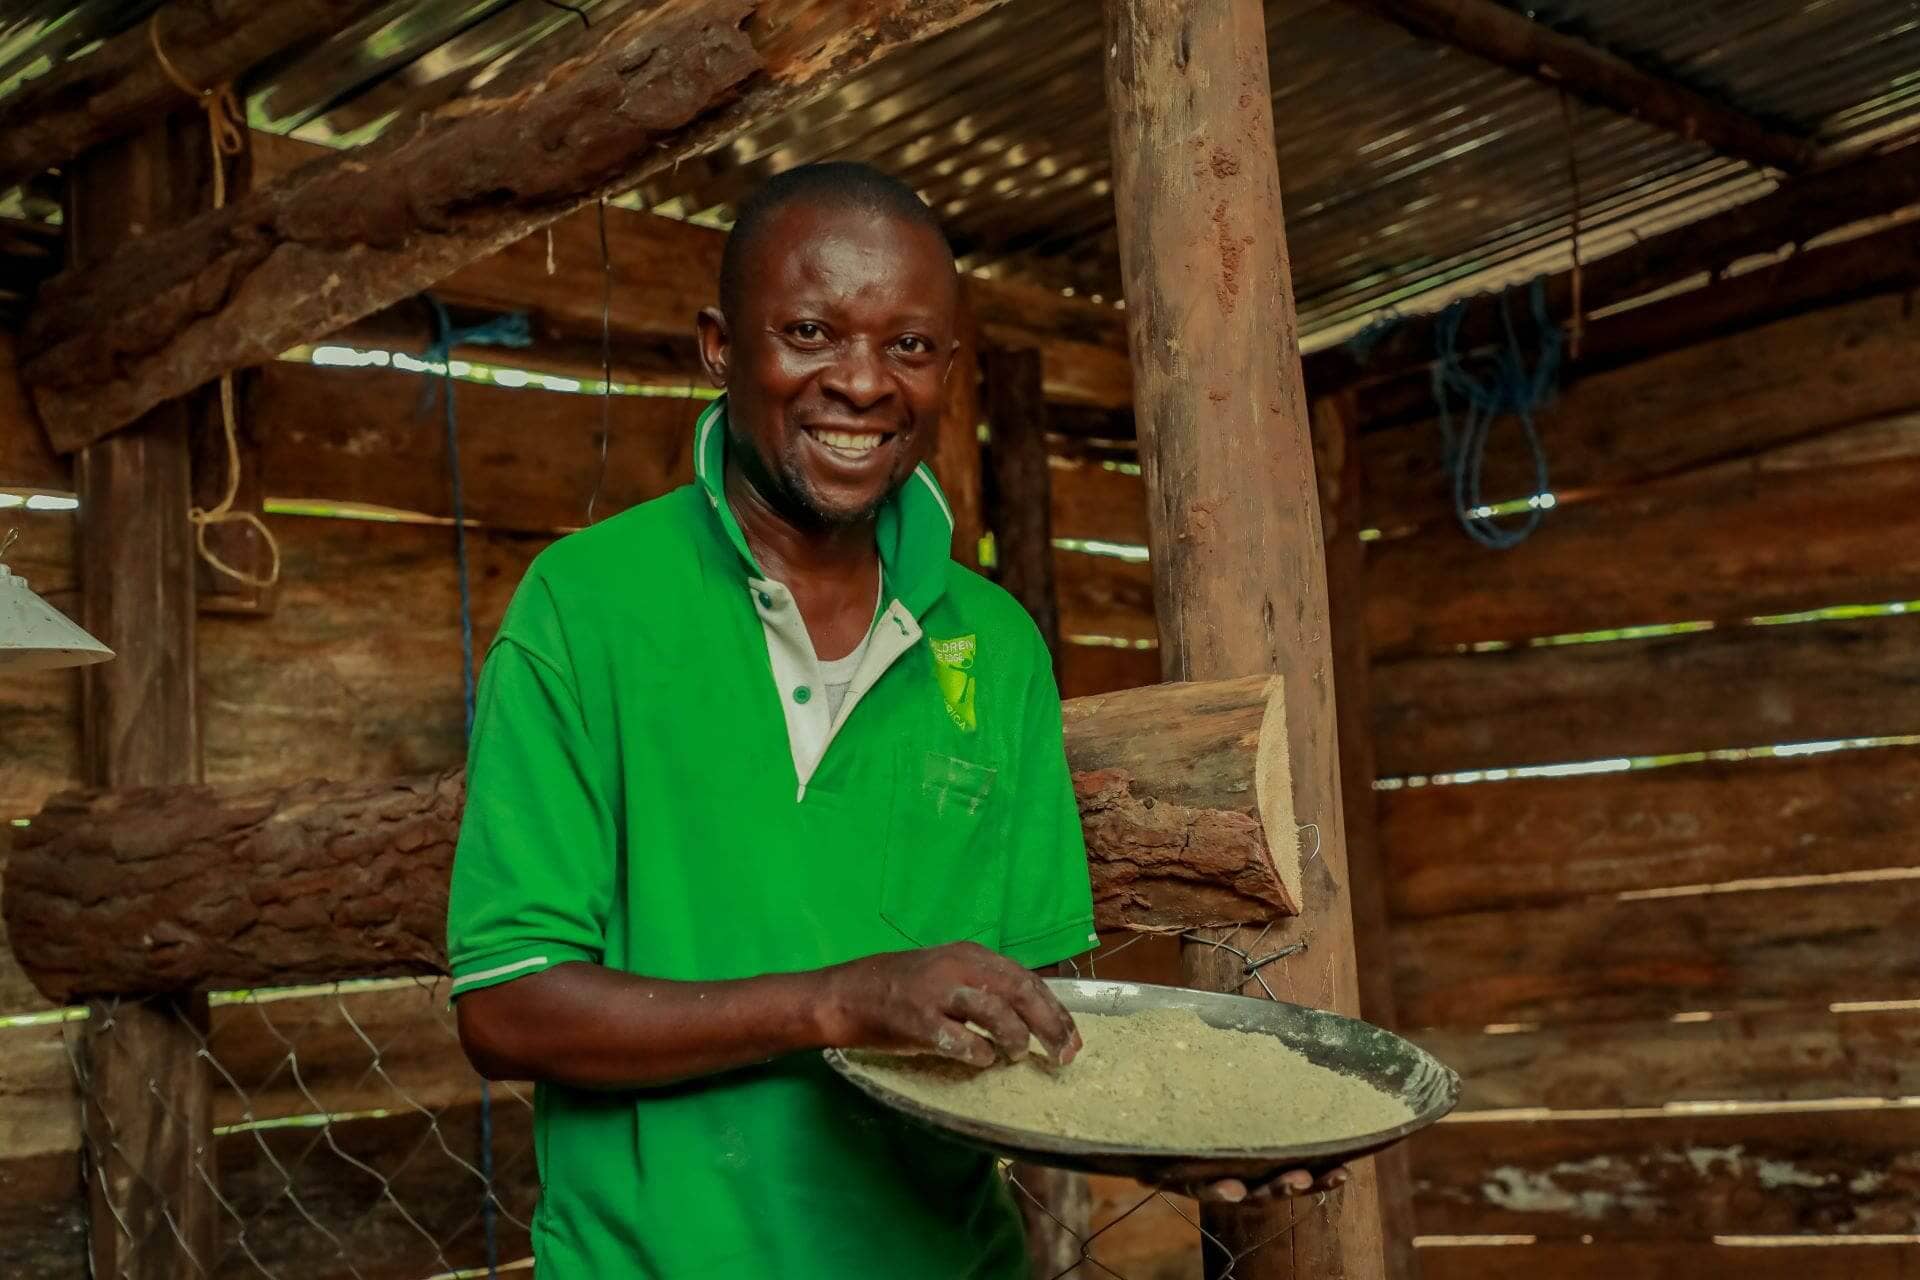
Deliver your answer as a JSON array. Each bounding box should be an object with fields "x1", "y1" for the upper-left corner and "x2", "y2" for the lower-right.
[{"x1": 447, "y1": 396, "x2": 1097, "y2": 1279}]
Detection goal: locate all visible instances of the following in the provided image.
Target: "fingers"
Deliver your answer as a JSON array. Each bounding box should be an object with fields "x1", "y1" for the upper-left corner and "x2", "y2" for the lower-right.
[
  {"x1": 948, "y1": 944, "x2": 1081, "y2": 1064},
  {"x1": 929, "y1": 1015, "x2": 997, "y2": 1067},
  {"x1": 947, "y1": 986, "x2": 1036, "y2": 1062},
  {"x1": 1184, "y1": 1166, "x2": 1349, "y2": 1206}
]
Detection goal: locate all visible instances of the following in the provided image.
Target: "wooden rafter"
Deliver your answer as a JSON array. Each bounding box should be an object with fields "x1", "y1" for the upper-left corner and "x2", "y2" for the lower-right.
[
  {"x1": 1346, "y1": 0, "x2": 1820, "y2": 174},
  {"x1": 19, "y1": 0, "x2": 1014, "y2": 455},
  {"x1": 0, "y1": 0, "x2": 388, "y2": 193}
]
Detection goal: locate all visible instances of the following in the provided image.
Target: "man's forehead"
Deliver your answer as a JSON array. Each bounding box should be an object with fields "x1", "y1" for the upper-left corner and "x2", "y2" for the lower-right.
[{"x1": 749, "y1": 200, "x2": 953, "y2": 285}]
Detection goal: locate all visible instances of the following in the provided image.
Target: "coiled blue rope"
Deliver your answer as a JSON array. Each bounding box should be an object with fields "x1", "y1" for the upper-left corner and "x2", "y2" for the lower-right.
[
  {"x1": 422, "y1": 295, "x2": 530, "y2": 1279},
  {"x1": 1430, "y1": 278, "x2": 1561, "y2": 550}
]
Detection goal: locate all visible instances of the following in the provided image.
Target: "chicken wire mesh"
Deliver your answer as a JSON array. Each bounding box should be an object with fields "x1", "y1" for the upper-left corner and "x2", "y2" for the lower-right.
[{"x1": 43, "y1": 929, "x2": 1324, "y2": 1280}]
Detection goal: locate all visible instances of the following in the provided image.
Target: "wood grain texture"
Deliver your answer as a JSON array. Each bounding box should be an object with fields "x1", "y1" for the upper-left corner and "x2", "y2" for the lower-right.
[
  {"x1": 0, "y1": 331, "x2": 63, "y2": 490},
  {"x1": 1104, "y1": 0, "x2": 1381, "y2": 1274},
  {"x1": 1394, "y1": 869, "x2": 1920, "y2": 1028},
  {"x1": 23, "y1": 0, "x2": 1023, "y2": 450},
  {"x1": 1049, "y1": 454, "x2": 1150, "y2": 548},
  {"x1": 1361, "y1": 292, "x2": 1920, "y2": 534},
  {"x1": 1408, "y1": 1106, "x2": 1920, "y2": 1239},
  {"x1": 252, "y1": 129, "x2": 1133, "y2": 411},
  {"x1": 1055, "y1": 550, "x2": 1158, "y2": 643},
  {"x1": 930, "y1": 285, "x2": 985, "y2": 569},
  {"x1": 1058, "y1": 642, "x2": 1162, "y2": 698},
  {"x1": 4, "y1": 676, "x2": 1305, "y2": 1001},
  {"x1": 1366, "y1": 454, "x2": 1920, "y2": 657},
  {"x1": 255, "y1": 361, "x2": 703, "y2": 531},
  {"x1": 1417, "y1": 1241, "x2": 1920, "y2": 1280},
  {"x1": 1381, "y1": 746, "x2": 1920, "y2": 919},
  {"x1": 1373, "y1": 612, "x2": 1920, "y2": 777},
  {"x1": 983, "y1": 346, "x2": 1061, "y2": 661},
  {"x1": 1416, "y1": 1004, "x2": 1920, "y2": 1112}
]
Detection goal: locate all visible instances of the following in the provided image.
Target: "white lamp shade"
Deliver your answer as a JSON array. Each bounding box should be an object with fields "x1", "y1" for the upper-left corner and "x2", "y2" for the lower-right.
[{"x1": 0, "y1": 563, "x2": 113, "y2": 672}]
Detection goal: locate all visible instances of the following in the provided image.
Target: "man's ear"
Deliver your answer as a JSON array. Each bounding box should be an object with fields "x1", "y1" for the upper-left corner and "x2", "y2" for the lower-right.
[
  {"x1": 940, "y1": 337, "x2": 961, "y2": 387},
  {"x1": 696, "y1": 307, "x2": 730, "y2": 388}
]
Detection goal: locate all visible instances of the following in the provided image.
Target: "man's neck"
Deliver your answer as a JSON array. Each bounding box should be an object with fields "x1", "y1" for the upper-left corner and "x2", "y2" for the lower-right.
[{"x1": 723, "y1": 459, "x2": 877, "y2": 584}]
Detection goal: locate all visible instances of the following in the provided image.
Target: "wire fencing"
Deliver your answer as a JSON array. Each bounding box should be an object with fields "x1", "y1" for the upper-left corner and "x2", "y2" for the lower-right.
[
  {"x1": 38, "y1": 929, "x2": 1314, "y2": 1280},
  {"x1": 50, "y1": 977, "x2": 536, "y2": 1280}
]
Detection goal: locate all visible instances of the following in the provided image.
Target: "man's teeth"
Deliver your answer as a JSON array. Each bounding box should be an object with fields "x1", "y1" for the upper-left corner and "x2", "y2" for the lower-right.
[{"x1": 814, "y1": 429, "x2": 885, "y2": 455}]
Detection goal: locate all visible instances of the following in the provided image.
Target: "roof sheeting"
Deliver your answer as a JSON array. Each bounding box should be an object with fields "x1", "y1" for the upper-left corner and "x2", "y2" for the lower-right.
[{"x1": 0, "y1": 0, "x2": 1916, "y2": 340}]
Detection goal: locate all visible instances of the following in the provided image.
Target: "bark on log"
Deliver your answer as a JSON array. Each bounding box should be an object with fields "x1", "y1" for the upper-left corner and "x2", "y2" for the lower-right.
[
  {"x1": 21, "y1": 0, "x2": 1013, "y2": 452},
  {"x1": 0, "y1": 0, "x2": 387, "y2": 193},
  {"x1": 1103, "y1": 0, "x2": 1384, "y2": 1274},
  {"x1": 3, "y1": 675, "x2": 1298, "y2": 1003}
]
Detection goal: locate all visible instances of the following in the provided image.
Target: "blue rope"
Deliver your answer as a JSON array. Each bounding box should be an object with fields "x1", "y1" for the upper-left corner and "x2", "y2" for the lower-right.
[
  {"x1": 423, "y1": 295, "x2": 529, "y2": 1280},
  {"x1": 1429, "y1": 278, "x2": 1561, "y2": 549}
]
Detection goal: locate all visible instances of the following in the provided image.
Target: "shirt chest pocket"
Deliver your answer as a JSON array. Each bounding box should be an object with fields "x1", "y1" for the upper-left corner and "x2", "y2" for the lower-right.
[{"x1": 879, "y1": 745, "x2": 1006, "y2": 948}]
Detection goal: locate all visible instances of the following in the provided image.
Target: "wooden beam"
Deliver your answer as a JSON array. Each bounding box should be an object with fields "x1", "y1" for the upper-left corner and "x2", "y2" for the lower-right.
[
  {"x1": 66, "y1": 118, "x2": 214, "y2": 1280},
  {"x1": 252, "y1": 130, "x2": 1136, "y2": 411},
  {"x1": 1361, "y1": 289, "x2": 1920, "y2": 534},
  {"x1": 982, "y1": 346, "x2": 1062, "y2": 663},
  {"x1": 1315, "y1": 394, "x2": 1416, "y2": 1280},
  {"x1": 1418, "y1": 1241, "x2": 1920, "y2": 1280},
  {"x1": 1102, "y1": 2, "x2": 1385, "y2": 1277},
  {"x1": 1382, "y1": 745, "x2": 1920, "y2": 920},
  {"x1": 931, "y1": 285, "x2": 986, "y2": 569},
  {"x1": 1416, "y1": 1003, "x2": 1920, "y2": 1112},
  {"x1": 1373, "y1": 609, "x2": 1920, "y2": 777},
  {"x1": 2, "y1": 675, "x2": 1300, "y2": 1003},
  {"x1": 20, "y1": 0, "x2": 1015, "y2": 452},
  {"x1": 0, "y1": 0, "x2": 385, "y2": 193},
  {"x1": 1410, "y1": 1107, "x2": 1920, "y2": 1239},
  {"x1": 1345, "y1": 0, "x2": 1817, "y2": 174},
  {"x1": 1309, "y1": 137, "x2": 1920, "y2": 395},
  {"x1": 1395, "y1": 871, "x2": 1920, "y2": 1028},
  {"x1": 1366, "y1": 451, "x2": 1920, "y2": 658}
]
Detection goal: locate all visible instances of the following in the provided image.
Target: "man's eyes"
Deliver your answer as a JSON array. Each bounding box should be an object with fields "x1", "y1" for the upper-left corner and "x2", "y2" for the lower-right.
[
  {"x1": 789, "y1": 321, "x2": 828, "y2": 342},
  {"x1": 894, "y1": 335, "x2": 933, "y2": 355}
]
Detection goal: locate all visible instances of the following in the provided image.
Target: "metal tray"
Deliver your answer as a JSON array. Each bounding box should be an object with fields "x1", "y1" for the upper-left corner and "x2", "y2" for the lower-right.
[{"x1": 825, "y1": 978, "x2": 1458, "y2": 1184}]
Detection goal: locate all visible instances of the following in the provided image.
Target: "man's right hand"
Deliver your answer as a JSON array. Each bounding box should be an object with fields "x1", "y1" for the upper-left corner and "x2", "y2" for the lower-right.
[{"x1": 820, "y1": 942, "x2": 1082, "y2": 1069}]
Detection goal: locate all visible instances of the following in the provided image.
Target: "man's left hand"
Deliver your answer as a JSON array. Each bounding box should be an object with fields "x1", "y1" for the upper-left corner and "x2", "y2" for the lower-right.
[{"x1": 1181, "y1": 1165, "x2": 1348, "y2": 1205}]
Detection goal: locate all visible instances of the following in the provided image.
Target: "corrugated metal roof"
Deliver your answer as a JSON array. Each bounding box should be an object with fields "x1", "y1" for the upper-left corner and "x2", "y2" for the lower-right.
[{"x1": 0, "y1": 0, "x2": 1916, "y2": 340}]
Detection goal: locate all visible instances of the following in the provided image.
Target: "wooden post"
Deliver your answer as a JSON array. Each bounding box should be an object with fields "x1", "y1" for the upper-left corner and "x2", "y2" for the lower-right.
[
  {"x1": 1102, "y1": 2, "x2": 1388, "y2": 1277},
  {"x1": 68, "y1": 116, "x2": 215, "y2": 1280},
  {"x1": 932, "y1": 285, "x2": 986, "y2": 570},
  {"x1": 1314, "y1": 393, "x2": 1418, "y2": 1280},
  {"x1": 982, "y1": 346, "x2": 1062, "y2": 663}
]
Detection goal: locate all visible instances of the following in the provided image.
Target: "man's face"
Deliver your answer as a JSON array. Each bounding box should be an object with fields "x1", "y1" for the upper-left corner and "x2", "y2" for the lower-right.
[{"x1": 699, "y1": 200, "x2": 959, "y2": 528}]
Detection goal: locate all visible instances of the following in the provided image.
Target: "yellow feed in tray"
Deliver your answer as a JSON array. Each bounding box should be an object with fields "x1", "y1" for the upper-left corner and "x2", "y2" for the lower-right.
[{"x1": 848, "y1": 1007, "x2": 1414, "y2": 1150}]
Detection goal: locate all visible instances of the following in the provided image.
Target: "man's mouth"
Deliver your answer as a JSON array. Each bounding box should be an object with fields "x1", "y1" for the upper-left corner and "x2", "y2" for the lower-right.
[{"x1": 804, "y1": 426, "x2": 897, "y2": 460}]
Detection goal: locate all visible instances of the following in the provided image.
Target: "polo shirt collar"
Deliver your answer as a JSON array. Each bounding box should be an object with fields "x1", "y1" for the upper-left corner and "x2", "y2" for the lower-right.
[{"x1": 692, "y1": 395, "x2": 954, "y2": 617}]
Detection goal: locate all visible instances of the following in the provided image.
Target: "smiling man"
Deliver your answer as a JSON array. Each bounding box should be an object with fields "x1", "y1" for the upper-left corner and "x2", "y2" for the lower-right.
[
  {"x1": 447, "y1": 163, "x2": 1097, "y2": 1279},
  {"x1": 446, "y1": 162, "x2": 1334, "y2": 1280}
]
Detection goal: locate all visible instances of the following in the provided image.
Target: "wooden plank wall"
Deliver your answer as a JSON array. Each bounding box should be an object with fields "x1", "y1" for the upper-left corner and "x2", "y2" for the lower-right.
[{"x1": 7, "y1": 281, "x2": 1920, "y2": 1277}]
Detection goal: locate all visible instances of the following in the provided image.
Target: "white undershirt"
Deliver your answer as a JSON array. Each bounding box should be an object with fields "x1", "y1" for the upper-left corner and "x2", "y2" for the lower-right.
[{"x1": 818, "y1": 573, "x2": 884, "y2": 723}]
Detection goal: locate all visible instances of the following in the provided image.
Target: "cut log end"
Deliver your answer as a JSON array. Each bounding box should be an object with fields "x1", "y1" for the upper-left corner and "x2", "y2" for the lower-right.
[{"x1": 1253, "y1": 675, "x2": 1302, "y2": 912}]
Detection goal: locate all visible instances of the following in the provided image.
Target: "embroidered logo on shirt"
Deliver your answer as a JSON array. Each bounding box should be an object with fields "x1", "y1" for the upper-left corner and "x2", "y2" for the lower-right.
[{"x1": 929, "y1": 634, "x2": 978, "y2": 732}]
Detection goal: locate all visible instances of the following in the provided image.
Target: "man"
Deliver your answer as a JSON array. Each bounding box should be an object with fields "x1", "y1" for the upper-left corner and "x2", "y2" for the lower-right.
[{"x1": 449, "y1": 162, "x2": 1336, "y2": 1279}]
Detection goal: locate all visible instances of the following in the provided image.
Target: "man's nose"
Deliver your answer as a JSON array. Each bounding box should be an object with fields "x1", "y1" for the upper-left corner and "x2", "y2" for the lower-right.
[{"x1": 820, "y1": 340, "x2": 891, "y2": 409}]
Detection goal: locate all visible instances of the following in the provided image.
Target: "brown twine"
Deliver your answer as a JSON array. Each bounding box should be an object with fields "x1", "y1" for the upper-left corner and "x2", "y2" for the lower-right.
[{"x1": 149, "y1": 12, "x2": 280, "y2": 590}]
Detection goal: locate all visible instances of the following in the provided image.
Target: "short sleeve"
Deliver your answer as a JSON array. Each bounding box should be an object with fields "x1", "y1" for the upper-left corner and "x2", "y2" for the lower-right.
[
  {"x1": 446, "y1": 625, "x2": 615, "y2": 998},
  {"x1": 996, "y1": 641, "x2": 1098, "y2": 969}
]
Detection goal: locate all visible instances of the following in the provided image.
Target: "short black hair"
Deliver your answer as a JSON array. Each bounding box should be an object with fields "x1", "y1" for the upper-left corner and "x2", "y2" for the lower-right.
[{"x1": 718, "y1": 161, "x2": 953, "y2": 320}]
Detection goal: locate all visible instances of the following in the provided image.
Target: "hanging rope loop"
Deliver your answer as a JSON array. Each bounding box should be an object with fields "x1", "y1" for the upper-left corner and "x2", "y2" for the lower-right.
[
  {"x1": 151, "y1": 12, "x2": 279, "y2": 588},
  {"x1": 1430, "y1": 277, "x2": 1562, "y2": 550}
]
